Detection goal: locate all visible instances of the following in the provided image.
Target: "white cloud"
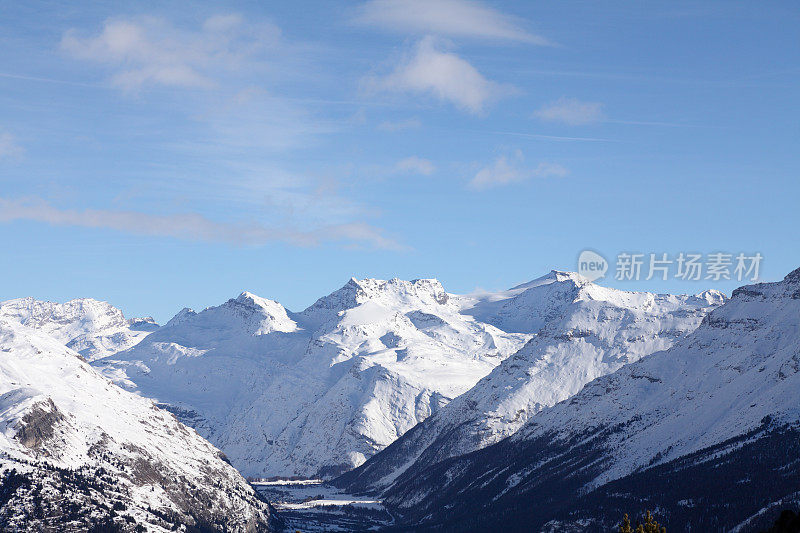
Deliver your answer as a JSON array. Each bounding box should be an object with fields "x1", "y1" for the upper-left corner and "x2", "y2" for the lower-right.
[
  {"x1": 355, "y1": 0, "x2": 550, "y2": 44},
  {"x1": 61, "y1": 15, "x2": 280, "y2": 91},
  {"x1": 0, "y1": 197, "x2": 404, "y2": 250},
  {"x1": 395, "y1": 156, "x2": 435, "y2": 175},
  {"x1": 0, "y1": 132, "x2": 23, "y2": 159},
  {"x1": 534, "y1": 98, "x2": 605, "y2": 125},
  {"x1": 469, "y1": 151, "x2": 567, "y2": 189},
  {"x1": 192, "y1": 86, "x2": 334, "y2": 153},
  {"x1": 378, "y1": 117, "x2": 422, "y2": 131},
  {"x1": 367, "y1": 37, "x2": 503, "y2": 113}
]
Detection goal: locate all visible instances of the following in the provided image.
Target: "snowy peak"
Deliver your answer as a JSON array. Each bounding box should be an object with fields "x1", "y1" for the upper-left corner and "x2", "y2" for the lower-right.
[
  {"x1": 692, "y1": 288, "x2": 727, "y2": 306},
  {"x1": 300, "y1": 277, "x2": 450, "y2": 325},
  {"x1": 0, "y1": 297, "x2": 157, "y2": 361},
  {"x1": 227, "y1": 291, "x2": 298, "y2": 334},
  {"x1": 0, "y1": 296, "x2": 128, "y2": 334},
  {"x1": 127, "y1": 315, "x2": 158, "y2": 331},
  {"x1": 159, "y1": 291, "x2": 298, "y2": 338},
  {"x1": 350, "y1": 277, "x2": 449, "y2": 305},
  {"x1": 509, "y1": 269, "x2": 591, "y2": 291},
  {"x1": 460, "y1": 270, "x2": 591, "y2": 333},
  {"x1": 729, "y1": 267, "x2": 800, "y2": 301},
  {"x1": 783, "y1": 265, "x2": 800, "y2": 283},
  {"x1": 164, "y1": 307, "x2": 197, "y2": 327}
]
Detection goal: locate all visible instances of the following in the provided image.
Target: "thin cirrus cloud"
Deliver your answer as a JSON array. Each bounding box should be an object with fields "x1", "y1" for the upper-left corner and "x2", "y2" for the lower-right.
[
  {"x1": 0, "y1": 132, "x2": 23, "y2": 159},
  {"x1": 395, "y1": 156, "x2": 435, "y2": 175},
  {"x1": 60, "y1": 14, "x2": 280, "y2": 91},
  {"x1": 366, "y1": 36, "x2": 504, "y2": 114},
  {"x1": 377, "y1": 117, "x2": 422, "y2": 131},
  {"x1": 354, "y1": 0, "x2": 551, "y2": 45},
  {"x1": 0, "y1": 197, "x2": 405, "y2": 251},
  {"x1": 534, "y1": 97, "x2": 605, "y2": 125},
  {"x1": 469, "y1": 151, "x2": 567, "y2": 190}
]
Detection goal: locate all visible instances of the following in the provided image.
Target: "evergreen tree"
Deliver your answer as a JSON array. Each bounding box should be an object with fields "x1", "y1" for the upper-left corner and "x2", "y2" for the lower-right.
[
  {"x1": 619, "y1": 513, "x2": 633, "y2": 533},
  {"x1": 619, "y1": 510, "x2": 665, "y2": 533}
]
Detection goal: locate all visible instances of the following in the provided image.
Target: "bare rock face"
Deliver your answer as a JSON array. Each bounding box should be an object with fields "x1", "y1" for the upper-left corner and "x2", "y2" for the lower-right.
[{"x1": 15, "y1": 398, "x2": 65, "y2": 451}]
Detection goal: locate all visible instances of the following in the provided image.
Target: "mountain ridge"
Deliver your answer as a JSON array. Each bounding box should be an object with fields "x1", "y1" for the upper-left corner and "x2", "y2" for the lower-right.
[
  {"x1": 369, "y1": 267, "x2": 800, "y2": 532},
  {"x1": 0, "y1": 297, "x2": 158, "y2": 361},
  {"x1": 335, "y1": 277, "x2": 724, "y2": 493}
]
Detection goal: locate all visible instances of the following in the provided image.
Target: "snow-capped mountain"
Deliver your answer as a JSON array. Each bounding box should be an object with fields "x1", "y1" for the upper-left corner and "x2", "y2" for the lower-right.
[
  {"x1": 95, "y1": 278, "x2": 532, "y2": 478},
  {"x1": 374, "y1": 267, "x2": 800, "y2": 532},
  {"x1": 336, "y1": 271, "x2": 724, "y2": 493},
  {"x1": 0, "y1": 318, "x2": 272, "y2": 532},
  {"x1": 0, "y1": 297, "x2": 158, "y2": 361}
]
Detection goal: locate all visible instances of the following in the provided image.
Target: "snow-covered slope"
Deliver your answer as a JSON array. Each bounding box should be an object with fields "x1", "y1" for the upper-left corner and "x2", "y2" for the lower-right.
[
  {"x1": 377, "y1": 268, "x2": 800, "y2": 532},
  {"x1": 0, "y1": 297, "x2": 158, "y2": 361},
  {"x1": 336, "y1": 271, "x2": 724, "y2": 492},
  {"x1": 0, "y1": 318, "x2": 272, "y2": 532},
  {"x1": 95, "y1": 279, "x2": 532, "y2": 478}
]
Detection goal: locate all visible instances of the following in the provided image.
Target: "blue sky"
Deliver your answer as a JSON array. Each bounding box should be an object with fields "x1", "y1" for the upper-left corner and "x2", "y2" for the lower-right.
[{"x1": 0, "y1": 0, "x2": 798, "y2": 322}]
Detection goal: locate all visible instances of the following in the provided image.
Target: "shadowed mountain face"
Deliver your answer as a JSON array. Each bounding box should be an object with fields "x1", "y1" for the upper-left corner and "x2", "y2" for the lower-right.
[
  {"x1": 336, "y1": 273, "x2": 723, "y2": 494},
  {"x1": 365, "y1": 268, "x2": 800, "y2": 532}
]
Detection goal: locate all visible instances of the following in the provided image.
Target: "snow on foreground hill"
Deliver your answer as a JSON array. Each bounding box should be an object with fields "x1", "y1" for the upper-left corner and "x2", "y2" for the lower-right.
[
  {"x1": 376, "y1": 267, "x2": 800, "y2": 532},
  {"x1": 0, "y1": 297, "x2": 158, "y2": 361},
  {"x1": 95, "y1": 278, "x2": 533, "y2": 479},
  {"x1": 0, "y1": 318, "x2": 272, "y2": 532},
  {"x1": 336, "y1": 271, "x2": 725, "y2": 493}
]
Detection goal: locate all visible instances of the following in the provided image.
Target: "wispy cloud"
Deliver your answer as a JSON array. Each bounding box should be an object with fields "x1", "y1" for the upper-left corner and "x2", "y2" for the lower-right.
[
  {"x1": 355, "y1": 0, "x2": 550, "y2": 44},
  {"x1": 53, "y1": 14, "x2": 385, "y2": 250},
  {"x1": 466, "y1": 129, "x2": 615, "y2": 142},
  {"x1": 533, "y1": 98, "x2": 605, "y2": 125},
  {"x1": 60, "y1": 14, "x2": 280, "y2": 91},
  {"x1": 469, "y1": 151, "x2": 567, "y2": 189},
  {"x1": 378, "y1": 117, "x2": 422, "y2": 131},
  {"x1": 0, "y1": 197, "x2": 404, "y2": 250},
  {"x1": 0, "y1": 132, "x2": 23, "y2": 159},
  {"x1": 366, "y1": 37, "x2": 505, "y2": 113},
  {"x1": 395, "y1": 156, "x2": 435, "y2": 175}
]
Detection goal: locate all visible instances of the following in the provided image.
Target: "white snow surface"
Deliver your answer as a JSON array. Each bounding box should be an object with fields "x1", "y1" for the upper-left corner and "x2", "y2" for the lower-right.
[
  {"x1": 93, "y1": 273, "x2": 723, "y2": 481},
  {"x1": 0, "y1": 296, "x2": 157, "y2": 361},
  {"x1": 342, "y1": 271, "x2": 725, "y2": 491},
  {"x1": 95, "y1": 278, "x2": 533, "y2": 478},
  {"x1": 0, "y1": 317, "x2": 269, "y2": 531},
  {"x1": 513, "y1": 267, "x2": 800, "y2": 487}
]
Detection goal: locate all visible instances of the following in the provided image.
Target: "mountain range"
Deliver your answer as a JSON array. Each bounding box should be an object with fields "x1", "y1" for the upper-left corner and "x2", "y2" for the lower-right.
[
  {"x1": 336, "y1": 271, "x2": 724, "y2": 493},
  {"x1": 2, "y1": 267, "x2": 795, "y2": 532},
  {"x1": 90, "y1": 273, "x2": 722, "y2": 480},
  {"x1": 361, "y1": 268, "x2": 800, "y2": 532},
  {"x1": 93, "y1": 277, "x2": 532, "y2": 478}
]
